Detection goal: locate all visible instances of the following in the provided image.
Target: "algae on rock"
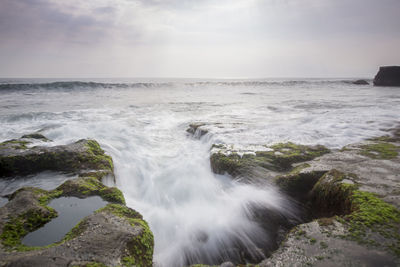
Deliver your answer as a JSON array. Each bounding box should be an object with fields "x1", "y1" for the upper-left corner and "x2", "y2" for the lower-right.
[{"x1": 0, "y1": 135, "x2": 154, "y2": 267}]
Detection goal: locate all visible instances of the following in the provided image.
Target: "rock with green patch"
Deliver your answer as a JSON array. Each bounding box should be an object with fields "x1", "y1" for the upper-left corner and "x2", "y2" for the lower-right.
[
  {"x1": 260, "y1": 169, "x2": 400, "y2": 266},
  {"x1": 301, "y1": 133, "x2": 400, "y2": 209},
  {"x1": 210, "y1": 142, "x2": 330, "y2": 177},
  {"x1": 57, "y1": 176, "x2": 125, "y2": 204},
  {"x1": 259, "y1": 219, "x2": 400, "y2": 267},
  {"x1": 0, "y1": 188, "x2": 58, "y2": 249},
  {"x1": 0, "y1": 137, "x2": 113, "y2": 177},
  {"x1": 0, "y1": 187, "x2": 153, "y2": 267}
]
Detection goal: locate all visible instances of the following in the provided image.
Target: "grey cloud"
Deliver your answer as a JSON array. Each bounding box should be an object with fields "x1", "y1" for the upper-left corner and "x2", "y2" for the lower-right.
[
  {"x1": 0, "y1": 0, "x2": 124, "y2": 45},
  {"x1": 255, "y1": 0, "x2": 400, "y2": 39}
]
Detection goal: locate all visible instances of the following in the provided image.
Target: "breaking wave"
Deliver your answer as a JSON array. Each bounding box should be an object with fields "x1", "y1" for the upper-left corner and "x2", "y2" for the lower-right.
[{"x1": 0, "y1": 79, "x2": 372, "y2": 91}]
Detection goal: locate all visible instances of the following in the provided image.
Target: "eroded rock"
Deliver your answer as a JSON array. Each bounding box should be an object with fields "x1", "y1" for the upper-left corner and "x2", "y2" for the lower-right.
[
  {"x1": 0, "y1": 137, "x2": 113, "y2": 177},
  {"x1": 208, "y1": 130, "x2": 400, "y2": 266},
  {"x1": 0, "y1": 135, "x2": 154, "y2": 267},
  {"x1": 210, "y1": 142, "x2": 330, "y2": 177}
]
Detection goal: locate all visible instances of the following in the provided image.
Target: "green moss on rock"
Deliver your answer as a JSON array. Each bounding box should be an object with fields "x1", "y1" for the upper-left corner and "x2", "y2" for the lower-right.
[
  {"x1": 0, "y1": 139, "x2": 113, "y2": 177},
  {"x1": 360, "y1": 142, "x2": 398, "y2": 159},
  {"x1": 310, "y1": 170, "x2": 400, "y2": 256},
  {"x1": 98, "y1": 204, "x2": 154, "y2": 267},
  {"x1": 275, "y1": 170, "x2": 327, "y2": 199},
  {"x1": 0, "y1": 139, "x2": 30, "y2": 149},
  {"x1": 57, "y1": 176, "x2": 125, "y2": 204},
  {"x1": 0, "y1": 205, "x2": 57, "y2": 250},
  {"x1": 210, "y1": 142, "x2": 330, "y2": 176},
  {"x1": 85, "y1": 140, "x2": 114, "y2": 171}
]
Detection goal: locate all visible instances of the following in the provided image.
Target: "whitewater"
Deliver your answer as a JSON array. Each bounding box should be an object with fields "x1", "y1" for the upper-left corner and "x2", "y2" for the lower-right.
[{"x1": 1, "y1": 78, "x2": 399, "y2": 266}]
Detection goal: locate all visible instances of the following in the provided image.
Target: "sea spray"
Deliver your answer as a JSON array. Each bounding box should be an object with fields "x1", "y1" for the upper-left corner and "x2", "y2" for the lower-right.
[{"x1": 1, "y1": 78, "x2": 399, "y2": 266}]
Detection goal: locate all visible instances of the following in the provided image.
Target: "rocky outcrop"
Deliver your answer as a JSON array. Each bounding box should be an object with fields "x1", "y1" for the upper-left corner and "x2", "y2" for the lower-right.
[
  {"x1": 352, "y1": 79, "x2": 369, "y2": 85},
  {"x1": 0, "y1": 135, "x2": 154, "y2": 267},
  {"x1": 187, "y1": 123, "x2": 209, "y2": 138},
  {"x1": 0, "y1": 138, "x2": 113, "y2": 177},
  {"x1": 209, "y1": 128, "x2": 400, "y2": 266},
  {"x1": 210, "y1": 142, "x2": 330, "y2": 177},
  {"x1": 0, "y1": 194, "x2": 153, "y2": 267},
  {"x1": 373, "y1": 66, "x2": 400, "y2": 86}
]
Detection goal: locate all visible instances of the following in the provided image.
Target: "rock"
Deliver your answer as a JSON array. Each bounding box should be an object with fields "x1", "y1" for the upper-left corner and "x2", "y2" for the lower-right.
[
  {"x1": 57, "y1": 176, "x2": 125, "y2": 204},
  {"x1": 0, "y1": 136, "x2": 154, "y2": 266},
  {"x1": 261, "y1": 130, "x2": 400, "y2": 266},
  {"x1": 259, "y1": 170, "x2": 400, "y2": 267},
  {"x1": 373, "y1": 66, "x2": 400, "y2": 86},
  {"x1": 210, "y1": 142, "x2": 330, "y2": 177},
  {"x1": 220, "y1": 262, "x2": 235, "y2": 267},
  {"x1": 208, "y1": 129, "x2": 400, "y2": 266},
  {"x1": 0, "y1": 175, "x2": 152, "y2": 266},
  {"x1": 259, "y1": 219, "x2": 400, "y2": 267},
  {"x1": 187, "y1": 123, "x2": 208, "y2": 138},
  {"x1": 0, "y1": 137, "x2": 113, "y2": 177},
  {"x1": 0, "y1": 199, "x2": 154, "y2": 267},
  {"x1": 20, "y1": 133, "x2": 50, "y2": 141},
  {"x1": 352, "y1": 79, "x2": 369, "y2": 85}
]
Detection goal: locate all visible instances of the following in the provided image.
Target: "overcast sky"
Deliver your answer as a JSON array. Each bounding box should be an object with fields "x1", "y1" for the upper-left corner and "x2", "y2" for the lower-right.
[{"x1": 0, "y1": 0, "x2": 399, "y2": 78}]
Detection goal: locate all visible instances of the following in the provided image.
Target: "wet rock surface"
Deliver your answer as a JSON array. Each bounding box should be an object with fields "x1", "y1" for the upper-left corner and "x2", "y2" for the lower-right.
[
  {"x1": 210, "y1": 128, "x2": 400, "y2": 266},
  {"x1": 0, "y1": 134, "x2": 154, "y2": 267},
  {"x1": 210, "y1": 142, "x2": 330, "y2": 177},
  {"x1": 0, "y1": 137, "x2": 113, "y2": 177},
  {"x1": 187, "y1": 123, "x2": 209, "y2": 138}
]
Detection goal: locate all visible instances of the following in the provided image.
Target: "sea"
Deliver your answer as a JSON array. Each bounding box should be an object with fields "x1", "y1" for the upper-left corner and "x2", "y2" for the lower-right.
[{"x1": 0, "y1": 78, "x2": 399, "y2": 266}]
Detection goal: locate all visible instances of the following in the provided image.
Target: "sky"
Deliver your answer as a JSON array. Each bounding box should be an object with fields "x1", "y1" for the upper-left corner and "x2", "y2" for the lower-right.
[{"x1": 0, "y1": 0, "x2": 399, "y2": 78}]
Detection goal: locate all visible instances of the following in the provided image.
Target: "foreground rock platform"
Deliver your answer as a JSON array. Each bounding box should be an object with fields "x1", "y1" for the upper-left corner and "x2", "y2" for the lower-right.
[
  {"x1": 0, "y1": 135, "x2": 154, "y2": 267},
  {"x1": 209, "y1": 128, "x2": 400, "y2": 266}
]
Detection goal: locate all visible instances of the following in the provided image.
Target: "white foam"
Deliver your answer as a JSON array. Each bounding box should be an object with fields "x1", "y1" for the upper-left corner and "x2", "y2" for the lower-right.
[{"x1": 0, "y1": 79, "x2": 399, "y2": 266}]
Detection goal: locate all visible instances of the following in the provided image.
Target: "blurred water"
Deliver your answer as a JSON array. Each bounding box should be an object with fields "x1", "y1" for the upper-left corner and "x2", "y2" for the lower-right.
[{"x1": 0, "y1": 78, "x2": 399, "y2": 266}]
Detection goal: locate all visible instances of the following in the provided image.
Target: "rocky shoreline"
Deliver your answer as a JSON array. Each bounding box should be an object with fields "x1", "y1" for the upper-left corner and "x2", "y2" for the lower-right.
[
  {"x1": 1, "y1": 125, "x2": 400, "y2": 266},
  {"x1": 0, "y1": 135, "x2": 153, "y2": 267},
  {"x1": 191, "y1": 124, "x2": 400, "y2": 267}
]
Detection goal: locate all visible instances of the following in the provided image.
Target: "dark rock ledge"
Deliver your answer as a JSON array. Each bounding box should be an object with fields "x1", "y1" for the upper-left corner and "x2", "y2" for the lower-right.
[
  {"x1": 373, "y1": 66, "x2": 400, "y2": 87},
  {"x1": 186, "y1": 123, "x2": 209, "y2": 138},
  {"x1": 201, "y1": 128, "x2": 400, "y2": 267},
  {"x1": 0, "y1": 135, "x2": 154, "y2": 267}
]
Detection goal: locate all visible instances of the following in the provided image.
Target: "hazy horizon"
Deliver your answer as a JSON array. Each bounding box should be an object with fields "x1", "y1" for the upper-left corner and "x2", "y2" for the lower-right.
[{"x1": 1, "y1": 0, "x2": 399, "y2": 78}]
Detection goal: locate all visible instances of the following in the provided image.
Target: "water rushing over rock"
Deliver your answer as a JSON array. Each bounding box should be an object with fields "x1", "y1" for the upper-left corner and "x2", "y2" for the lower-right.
[{"x1": 1, "y1": 78, "x2": 400, "y2": 266}]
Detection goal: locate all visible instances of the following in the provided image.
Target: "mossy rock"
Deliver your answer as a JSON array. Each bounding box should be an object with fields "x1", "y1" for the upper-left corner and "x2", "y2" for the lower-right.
[
  {"x1": 310, "y1": 170, "x2": 400, "y2": 256},
  {"x1": 274, "y1": 166, "x2": 327, "y2": 200},
  {"x1": 0, "y1": 188, "x2": 59, "y2": 250},
  {"x1": 210, "y1": 142, "x2": 330, "y2": 176},
  {"x1": 0, "y1": 139, "x2": 31, "y2": 150},
  {"x1": 359, "y1": 142, "x2": 398, "y2": 159},
  {"x1": 1, "y1": 189, "x2": 153, "y2": 266},
  {"x1": 0, "y1": 138, "x2": 113, "y2": 177},
  {"x1": 98, "y1": 204, "x2": 154, "y2": 267},
  {"x1": 21, "y1": 133, "x2": 50, "y2": 141},
  {"x1": 57, "y1": 176, "x2": 125, "y2": 204}
]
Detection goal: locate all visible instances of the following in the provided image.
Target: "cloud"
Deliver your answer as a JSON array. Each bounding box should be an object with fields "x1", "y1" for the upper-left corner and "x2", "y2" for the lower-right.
[{"x1": 0, "y1": 0, "x2": 399, "y2": 77}]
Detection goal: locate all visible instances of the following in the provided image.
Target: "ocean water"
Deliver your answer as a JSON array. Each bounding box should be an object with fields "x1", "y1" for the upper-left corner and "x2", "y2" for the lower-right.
[{"x1": 1, "y1": 78, "x2": 399, "y2": 266}]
